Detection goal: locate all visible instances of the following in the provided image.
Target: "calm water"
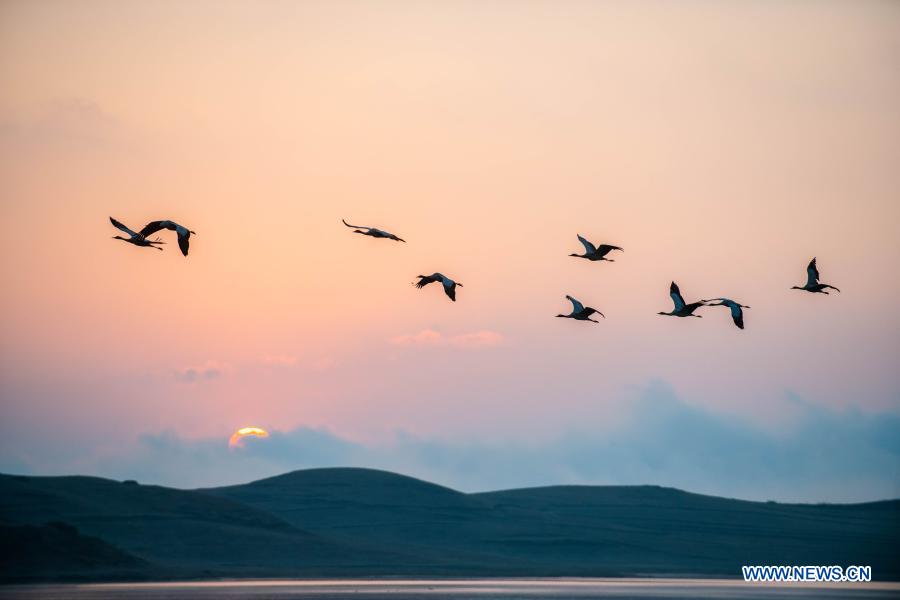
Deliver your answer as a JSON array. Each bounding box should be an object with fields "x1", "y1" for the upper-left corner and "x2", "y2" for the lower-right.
[{"x1": 2, "y1": 579, "x2": 898, "y2": 600}]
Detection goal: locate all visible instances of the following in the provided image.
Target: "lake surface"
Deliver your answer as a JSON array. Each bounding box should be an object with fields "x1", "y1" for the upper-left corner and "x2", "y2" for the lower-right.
[{"x1": 2, "y1": 579, "x2": 898, "y2": 600}]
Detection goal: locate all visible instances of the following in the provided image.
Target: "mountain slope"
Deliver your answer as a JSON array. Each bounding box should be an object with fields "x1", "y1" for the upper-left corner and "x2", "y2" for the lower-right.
[
  {"x1": 209, "y1": 469, "x2": 900, "y2": 578},
  {"x1": 204, "y1": 467, "x2": 507, "y2": 571},
  {"x1": 2, "y1": 468, "x2": 898, "y2": 582},
  {"x1": 0, "y1": 521, "x2": 146, "y2": 583},
  {"x1": 0, "y1": 473, "x2": 378, "y2": 580},
  {"x1": 473, "y1": 485, "x2": 900, "y2": 576}
]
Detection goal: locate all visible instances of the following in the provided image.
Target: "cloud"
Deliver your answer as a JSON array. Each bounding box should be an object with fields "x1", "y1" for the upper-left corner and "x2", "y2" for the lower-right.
[
  {"x1": 174, "y1": 361, "x2": 226, "y2": 383},
  {"x1": 309, "y1": 356, "x2": 336, "y2": 371},
  {"x1": 390, "y1": 330, "x2": 443, "y2": 346},
  {"x1": 259, "y1": 355, "x2": 300, "y2": 367},
  {"x1": 258, "y1": 354, "x2": 335, "y2": 372},
  {"x1": 0, "y1": 98, "x2": 128, "y2": 153},
  {"x1": 17, "y1": 381, "x2": 896, "y2": 503},
  {"x1": 87, "y1": 427, "x2": 360, "y2": 489},
  {"x1": 449, "y1": 331, "x2": 505, "y2": 347},
  {"x1": 390, "y1": 329, "x2": 505, "y2": 348}
]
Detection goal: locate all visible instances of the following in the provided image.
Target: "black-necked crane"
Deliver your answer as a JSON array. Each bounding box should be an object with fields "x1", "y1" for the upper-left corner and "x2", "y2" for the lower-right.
[
  {"x1": 569, "y1": 234, "x2": 623, "y2": 262},
  {"x1": 658, "y1": 282, "x2": 707, "y2": 318},
  {"x1": 556, "y1": 295, "x2": 605, "y2": 323},
  {"x1": 139, "y1": 220, "x2": 196, "y2": 256},
  {"x1": 414, "y1": 273, "x2": 462, "y2": 302},
  {"x1": 110, "y1": 217, "x2": 164, "y2": 251},
  {"x1": 702, "y1": 298, "x2": 750, "y2": 329},
  {"x1": 792, "y1": 257, "x2": 840, "y2": 294},
  {"x1": 342, "y1": 219, "x2": 406, "y2": 242}
]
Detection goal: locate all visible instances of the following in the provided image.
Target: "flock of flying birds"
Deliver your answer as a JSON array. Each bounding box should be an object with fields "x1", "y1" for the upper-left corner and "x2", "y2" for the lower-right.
[{"x1": 110, "y1": 216, "x2": 841, "y2": 330}]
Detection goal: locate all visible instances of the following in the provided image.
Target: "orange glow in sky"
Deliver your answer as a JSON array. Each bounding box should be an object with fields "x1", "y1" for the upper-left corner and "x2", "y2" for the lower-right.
[{"x1": 0, "y1": 0, "x2": 898, "y2": 498}]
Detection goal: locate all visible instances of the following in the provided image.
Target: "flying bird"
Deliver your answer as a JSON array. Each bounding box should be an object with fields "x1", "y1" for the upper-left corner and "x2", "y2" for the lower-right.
[
  {"x1": 569, "y1": 234, "x2": 623, "y2": 262},
  {"x1": 109, "y1": 217, "x2": 165, "y2": 251},
  {"x1": 139, "y1": 220, "x2": 196, "y2": 256},
  {"x1": 342, "y1": 219, "x2": 406, "y2": 242},
  {"x1": 658, "y1": 282, "x2": 707, "y2": 318},
  {"x1": 702, "y1": 298, "x2": 750, "y2": 329},
  {"x1": 414, "y1": 273, "x2": 462, "y2": 301},
  {"x1": 556, "y1": 295, "x2": 605, "y2": 323},
  {"x1": 792, "y1": 257, "x2": 840, "y2": 294}
]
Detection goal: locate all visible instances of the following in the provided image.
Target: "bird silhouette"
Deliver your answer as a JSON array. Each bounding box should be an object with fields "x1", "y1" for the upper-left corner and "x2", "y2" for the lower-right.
[
  {"x1": 556, "y1": 295, "x2": 605, "y2": 323},
  {"x1": 139, "y1": 220, "x2": 196, "y2": 256},
  {"x1": 414, "y1": 273, "x2": 462, "y2": 301},
  {"x1": 569, "y1": 234, "x2": 623, "y2": 262},
  {"x1": 702, "y1": 298, "x2": 750, "y2": 329},
  {"x1": 109, "y1": 217, "x2": 165, "y2": 251},
  {"x1": 658, "y1": 282, "x2": 707, "y2": 318},
  {"x1": 792, "y1": 258, "x2": 840, "y2": 294},
  {"x1": 343, "y1": 219, "x2": 406, "y2": 242}
]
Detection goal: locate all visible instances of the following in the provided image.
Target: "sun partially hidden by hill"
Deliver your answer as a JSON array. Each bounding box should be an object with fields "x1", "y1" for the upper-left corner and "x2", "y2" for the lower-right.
[{"x1": 1, "y1": 468, "x2": 898, "y2": 583}]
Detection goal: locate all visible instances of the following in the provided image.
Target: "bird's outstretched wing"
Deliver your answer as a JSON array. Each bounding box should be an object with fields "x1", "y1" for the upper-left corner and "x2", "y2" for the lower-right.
[
  {"x1": 110, "y1": 217, "x2": 138, "y2": 237},
  {"x1": 177, "y1": 233, "x2": 190, "y2": 256},
  {"x1": 140, "y1": 220, "x2": 191, "y2": 256},
  {"x1": 415, "y1": 275, "x2": 438, "y2": 289},
  {"x1": 342, "y1": 219, "x2": 369, "y2": 231},
  {"x1": 566, "y1": 295, "x2": 585, "y2": 313},
  {"x1": 139, "y1": 220, "x2": 175, "y2": 237},
  {"x1": 730, "y1": 305, "x2": 744, "y2": 329},
  {"x1": 597, "y1": 244, "x2": 623, "y2": 255},
  {"x1": 669, "y1": 282, "x2": 686, "y2": 311},
  {"x1": 576, "y1": 235, "x2": 596, "y2": 254},
  {"x1": 806, "y1": 257, "x2": 820, "y2": 287},
  {"x1": 443, "y1": 280, "x2": 457, "y2": 302},
  {"x1": 585, "y1": 307, "x2": 605, "y2": 319}
]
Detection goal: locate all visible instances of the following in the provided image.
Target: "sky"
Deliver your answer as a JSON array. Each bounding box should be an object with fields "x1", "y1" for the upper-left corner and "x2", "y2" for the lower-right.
[{"x1": 1, "y1": 0, "x2": 898, "y2": 503}]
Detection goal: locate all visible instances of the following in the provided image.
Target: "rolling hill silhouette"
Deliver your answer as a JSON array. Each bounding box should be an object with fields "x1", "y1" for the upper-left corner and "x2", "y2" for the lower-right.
[
  {"x1": 1, "y1": 521, "x2": 146, "y2": 581},
  {"x1": 2, "y1": 468, "x2": 897, "y2": 583}
]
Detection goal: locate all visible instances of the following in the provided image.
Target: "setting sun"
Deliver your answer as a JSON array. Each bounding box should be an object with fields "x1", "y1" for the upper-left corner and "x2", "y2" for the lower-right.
[{"x1": 228, "y1": 427, "x2": 269, "y2": 449}]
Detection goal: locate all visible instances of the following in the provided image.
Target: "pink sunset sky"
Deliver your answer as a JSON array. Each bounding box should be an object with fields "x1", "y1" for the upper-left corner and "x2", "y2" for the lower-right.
[{"x1": 1, "y1": 1, "x2": 898, "y2": 502}]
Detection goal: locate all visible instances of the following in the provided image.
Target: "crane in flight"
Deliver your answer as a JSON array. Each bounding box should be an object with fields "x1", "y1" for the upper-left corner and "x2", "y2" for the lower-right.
[
  {"x1": 343, "y1": 219, "x2": 406, "y2": 242},
  {"x1": 569, "y1": 234, "x2": 623, "y2": 262},
  {"x1": 109, "y1": 217, "x2": 165, "y2": 251},
  {"x1": 658, "y1": 282, "x2": 707, "y2": 318},
  {"x1": 792, "y1": 258, "x2": 840, "y2": 294},
  {"x1": 556, "y1": 295, "x2": 605, "y2": 323},
  {"x1": 414, "y1": 273, "x2": 463, "y2": 302},
  {"x1": 702, "y1": 298, "x2": 750, "y2": 329}
]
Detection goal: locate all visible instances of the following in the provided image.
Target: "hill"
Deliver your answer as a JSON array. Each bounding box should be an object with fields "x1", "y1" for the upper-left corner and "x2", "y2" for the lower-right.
[
  {"x1": 2, "y1": 468, "x2": 898, "y2": 582},
  {"x1": 208, "y1": 469, "x2": 900, "y2": 578},
  {"x1": 204, "y1": 468, "x2": 510, "y2": 573},
  {"x1": 0, "y1": 472, "x2": 402, "y2": 582},
  {"x1": 0, "y1": 521, "x2": 145, "y2": 583},
  {"x1": 472, "y1": 485, "x2": 900, "y2": 576}
]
